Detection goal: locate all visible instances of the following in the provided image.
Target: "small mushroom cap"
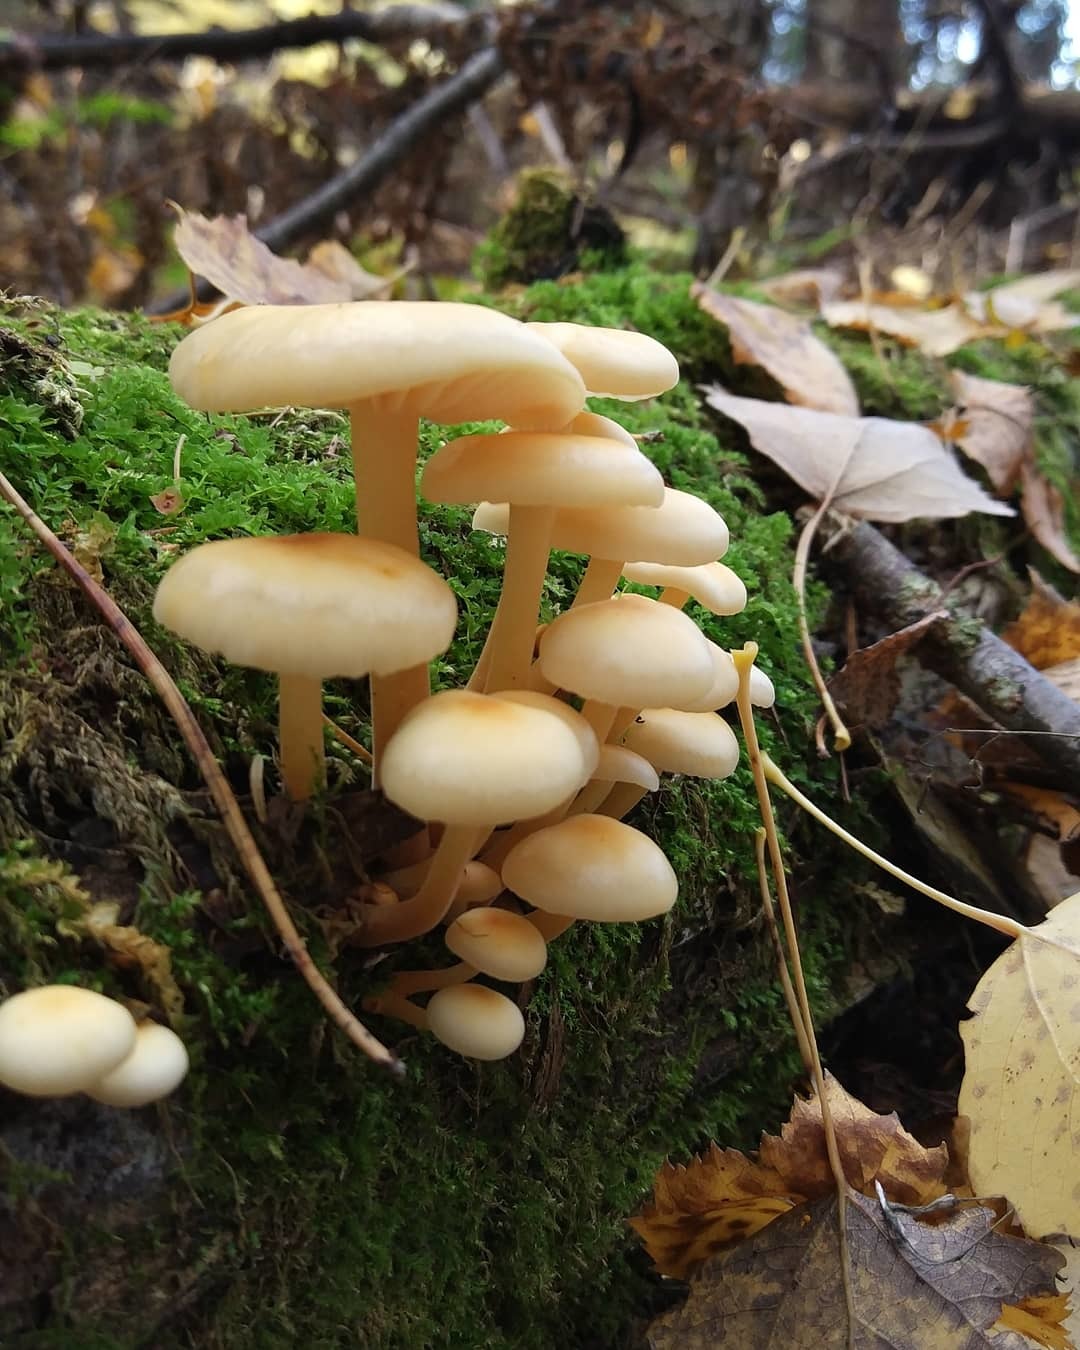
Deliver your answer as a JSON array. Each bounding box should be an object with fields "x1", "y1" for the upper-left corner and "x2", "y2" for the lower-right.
[
  {"x1": 621, "y1": 708, "x2": 740, "y2": 779},
  {"x1": 622, "y1": 561, "x2": 747, "y2": 616},
  {"x1": 0, "y1": 986, "x2": 136, "y2": 1097},
  {"x1": 590, "y1": 744, "x2": 660, "y2": 792},
  {"x1": 445, "y1": 908, "x2": 548, "y2": 981},
  {"x1": 566, "y1": 410, "x2": 639, "y2": 448},
  {"x1": 170, "y1": 301, "x2": 585, "y2": 429},
  {"x1": 421, "y1": 430, "x2": 664, "y2": 509},
  {"x1": 472, "y1": 488, "x2": 729, "y2": 566},
  {"x1": 153, "y1": 534, "x2": 457, "y2": 679},
  {"x1": 502, "y1": 814, "x2": 677, "y2": 922},
  {"x1": 749, "y1": 666, "x2": 776, "y2": 709},
  {"x1": 525, "y1": 322, "x2": 679, "y2": 400},
  {"x1": 87, "y1": 1022, "x2": 190, "y2": 1108},
  {"x1": 676, "y1": 643, "x2": 739, "y2": 713},
  {"x1": 427, "y1": 984, "x2": 525, "y2": 1060},
  {"x1": 454, "y1": 860, "x2": 504, "y2": 911},
  {"x1": 538, "y1": 594, "x2": 714, "y2": 709},
  {"x1": 380, "y1": 690, "x2": 594, "y2": 825}
]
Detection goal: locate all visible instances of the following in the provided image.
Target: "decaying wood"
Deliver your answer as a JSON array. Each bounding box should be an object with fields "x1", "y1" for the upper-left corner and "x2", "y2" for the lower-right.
[{"x1": 829, "y1": 520, "x2": 1080, "y2": 780}]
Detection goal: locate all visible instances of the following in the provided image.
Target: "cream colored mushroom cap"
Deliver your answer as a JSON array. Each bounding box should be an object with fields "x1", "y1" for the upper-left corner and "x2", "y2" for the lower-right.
[
  {"x1": 677, "y1": 642, "x2": 739, "y2": 712},
  {"x1": 0, "y1": 986, "x2": 136, "y2": 1097},
  {"x1": 591, "y1": 744, "x2": 660, "y2": 792},
  {"x1": 502, "y1": 814, "x2": 677, "y2": 921},
  {"x1": 622, "y1": 561, "x2": 747, "y2": 616},
  {"x1": 526, "y1": 322, "x2": 679, "y2": 400},
  {"x1": 170, "y1": 301, "x2": 586, "y2": 428},
  {"x1": 491, "y1": 690, "x2": 599, "y2": 773},
  {"x1": 380, "y1": 690, "x2": 593, "y2": 825},
  {"x1": 427, "y1": 984, "x2": 525, "y2": 1060},
  {"x1": 750, "y1": 666, "x2": 776, "y2": 708},
  {"x1": 538, "y1": 594, "x2": 714, "y2": 709},
  {"x1": 87, "y1": 1022, "x2": 190, "y2": 1108},
  {"x1": 566, "y1": 410, "x2": 639, "y2": 448},
  {"x1": 472, "y1": 489, "x2": 730, "y2": 566},
  {"x1": 421, "y1": 430, "x2": 663, "y2": 508},
  {"x1": 445, "y1": 908, "x2": 548, "y2": 982},
  {"x1": 153, "y1": 534, "x2": 456, "y2": 680},
  {"x1": 622, "y1": 708, "x2": 740, "y2": 779}
]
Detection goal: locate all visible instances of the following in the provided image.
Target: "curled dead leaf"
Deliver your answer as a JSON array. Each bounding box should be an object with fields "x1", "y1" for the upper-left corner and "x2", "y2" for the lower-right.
[{"x1": 946, "y1": 371, "x2": 1033, "y2": 496}]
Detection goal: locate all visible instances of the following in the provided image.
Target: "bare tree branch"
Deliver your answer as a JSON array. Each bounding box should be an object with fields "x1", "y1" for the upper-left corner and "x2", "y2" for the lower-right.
[{"x1": 0, "y1": 4, "x2": 468, "y2": 76}]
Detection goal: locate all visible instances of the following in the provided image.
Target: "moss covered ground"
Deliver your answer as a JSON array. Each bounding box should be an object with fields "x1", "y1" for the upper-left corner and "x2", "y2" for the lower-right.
[{"x1": 1, "y1": 257, "x2": 1071, "y2": 1348}]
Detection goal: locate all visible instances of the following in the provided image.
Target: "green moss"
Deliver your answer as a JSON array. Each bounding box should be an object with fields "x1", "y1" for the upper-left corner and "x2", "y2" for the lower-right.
[{"x1": 0, "y1": 278, "x2": 878, "y2": 1349}]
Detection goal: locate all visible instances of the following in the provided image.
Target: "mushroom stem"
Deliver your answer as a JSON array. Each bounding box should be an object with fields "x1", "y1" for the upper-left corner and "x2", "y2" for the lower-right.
[
  {"x1": 598, "y1": 782, "x2": 648, "y2": 820},
  {"x1": 571, "y1": 556, "x2": 623, "y2": 608},
  {"x1": 362, "y1": 989, "x2": 429, "y2": 1031},
  {"x1": 348, "y1": 401, "x2": 430, "y2": 772},
  {"x1": 356, "y1": 826, "x2": 482, "y2": 946},
  {"x1": 759, "y1": 750, "x2": 1027, "y2": 939},
  {"x1": 480, "y1": 795, "x2": 576, "y2": 871},
  {"x1": 278, "y1": 672, "x2": 325, "y2": 800},
  {"x1": 483, "y1": 505, "x2": 556, "y2": 692},
  {"x1": 658, "y1": 587, "x2": 691, "y2": 610},
  {"x1": 387, "y1": 962, "x2": 477, "y2": 998},
  {"x1": 579, "y1": 701, "x2": 617, "y2": 742}
]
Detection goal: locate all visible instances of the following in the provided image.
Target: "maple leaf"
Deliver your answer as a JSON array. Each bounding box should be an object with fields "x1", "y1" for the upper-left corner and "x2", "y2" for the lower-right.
[
  {"x1": 959, "y1": 890, "x2": 1080, "y2": 1239},
  {"x1": 646, "y1": 1187, "x2": 1069, "y2": 1350},
  {"x1": 692, "y1": 285, "x2": 859, "y2": 416},
  {"x1": 703, "y1": 388, "x2": 1014, "y2": 522},
  {"x1": 1002, "y1": 587, "x2": 1080, "y2": 671}
]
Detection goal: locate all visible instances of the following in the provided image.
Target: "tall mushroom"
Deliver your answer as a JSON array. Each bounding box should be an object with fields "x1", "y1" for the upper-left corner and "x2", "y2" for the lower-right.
[{"x1": 168, "y1": 301, "x2": 586, "y2": 760}]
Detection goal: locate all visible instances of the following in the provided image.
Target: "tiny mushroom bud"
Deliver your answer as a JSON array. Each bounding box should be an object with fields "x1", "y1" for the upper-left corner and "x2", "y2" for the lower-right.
[
  {"x1": 87, "y1": 1021, "x2": 190, "y2": 1108},
  {"x1": 426, "y1": 984, "x2": 525, "y2": 1060},
  {"x1": 750, "y1": 666, "x2": 777, "y2": 708},
  {"x1": 0, "y1": 985, "x2": 136, "y2": 1097}
]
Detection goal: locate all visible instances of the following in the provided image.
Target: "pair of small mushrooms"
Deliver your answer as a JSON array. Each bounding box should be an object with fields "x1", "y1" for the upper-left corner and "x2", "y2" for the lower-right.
[
  {"x1": 0, "y1": 985, "x2": 188, "y2": 1106},
  {"x1": 147, "y1": 301, "x2": 775, "y2": 1062}
]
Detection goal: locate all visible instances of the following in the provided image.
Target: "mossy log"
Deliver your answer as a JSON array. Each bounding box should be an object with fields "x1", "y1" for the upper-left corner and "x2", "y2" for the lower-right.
[{"x1": 0, "y1": 271, "x2": 917, "y2": 1348}]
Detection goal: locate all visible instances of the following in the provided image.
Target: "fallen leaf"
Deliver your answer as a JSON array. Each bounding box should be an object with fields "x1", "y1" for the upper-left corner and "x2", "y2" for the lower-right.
[
  {"x1": 997, "y1": 1291, "x2": 1074, "y2": 1349},
  {"x1": 959, "y1": 889, "x2": 1080, "y2": 1238},
  {"x1": 1002, "y1": 588, "x2": 1080, "y2": 669},
  {"x1": 58, "y1": 901, "x2": 184, "y2": 1025},
  {"x1": 647, "y1": 1187, "x2": 1066, "y2": 1350},
  {"x1": 947, "y1": 372, "x2": 1033, "y2": 496},
  {"x1": 149, "y1": 487, "x2": 185, "y2": 516},
  {"x1": 829, "y1": 612, "x2": 945, "y2": 731},
  {"x1": 629, "y1": 1145, "x2": 802, "y2": 1279},
  {"x1": 1020, "y1": 460, "x2": 1080, "y2": 574},
  {"x1": 172, "y1": 208, "x2": 396, "y2": 308},
  {"x1": 1025, "y1": 834, "x2": 1080, "y2": 910},
  {"x1": 969, "y1": 269, "x2": 1080, "y2": 316},
  {"x1": 757, "y1": 268, "x2": 845, "y2": 308},
  {"x1": 758, "y1": 1073, "x2": 948, "y2": 1206},
  {"x1": 306, "y1": 240, "x2": 403, "y2": 299},
  {"x1": 703, "y1": 387, "x2": 1015, "y2": 522},
  {"x1": 1055, "y1": 1242, "x2": 1080, "y2": 1346},
  {"x1": 694, "y1": 285, "x2": 859, "y2": 416}
]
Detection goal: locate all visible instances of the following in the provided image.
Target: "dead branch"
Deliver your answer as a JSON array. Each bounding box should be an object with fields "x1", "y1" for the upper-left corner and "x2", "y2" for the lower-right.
[
  {"x1": 828, "y1": 520, "x2": 1080, "y2": 781},
  {"x1": 151, "y1": 45, "x2": 504, "y2": 315},
  {"x1": 0, "y1": 4, "x2": 469, "y2": 75}
]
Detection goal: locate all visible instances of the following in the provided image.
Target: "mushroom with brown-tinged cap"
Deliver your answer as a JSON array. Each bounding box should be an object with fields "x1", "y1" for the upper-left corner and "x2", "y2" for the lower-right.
[
  {"x1": 423, "y1": 427, "x2": 663, "y2": 690},
  {"x1": 169, "y1": 301, "x2": 586, "y2": 757},
  {"x1": 153, "y1": 533, "x2": 458, "y2": 801},
  {"x1": 0, "y1": 985, "x2": 136, "y2": 1097},
  {"x1": 426, "y1": 984, "x2": 525, "y2": 1060},
  {"x1": 601, "y1": 707, "x2": 741, "y2": 820},
  {"x1": 360, "y1": 689, "x2": 598, "y2": 945}
]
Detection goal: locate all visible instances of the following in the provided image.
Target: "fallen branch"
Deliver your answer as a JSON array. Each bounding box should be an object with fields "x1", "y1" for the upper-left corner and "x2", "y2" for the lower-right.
[
  {"x1": 0, "y1": 4, "x2": 468, "y2": 75},
  {"x1": 152, "y1": 44, "x2": 504, "y2": 314},
  {"x1": 0, "y1": 468, "x2": 404, "y2": 1077},
  {"x1": 828, "y1": 520, "x2": 1080, "y2": 780}
]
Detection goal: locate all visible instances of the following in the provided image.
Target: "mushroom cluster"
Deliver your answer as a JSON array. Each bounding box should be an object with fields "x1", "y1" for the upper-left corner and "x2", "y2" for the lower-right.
[
  {"x1": 0, "y1": 985, "x2": 189, "y2": 1106},
  {"x1": 152, "y1": 302, "x2": 774, "y2": 1061}
]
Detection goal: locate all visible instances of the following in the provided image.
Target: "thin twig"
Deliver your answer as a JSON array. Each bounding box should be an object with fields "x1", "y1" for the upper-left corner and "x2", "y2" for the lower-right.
[
  {"x1": 0, "y1": 469, "x2": 403, "y2": 1076},
  {"x1": 324, "y1": 714, "x2": 374, "y2": 766},
  {"x1": 732, "y1": 644, "x2": 856, "y2": 1348}
]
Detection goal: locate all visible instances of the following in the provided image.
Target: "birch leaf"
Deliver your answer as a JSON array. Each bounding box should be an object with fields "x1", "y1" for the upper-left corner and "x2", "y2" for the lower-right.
[
  {"x1": 703, "y1": 387, "x2": 1015, "y2": 522},
  {"x1": 959, "y1": 889, "x2": 1080, "y2": 1239},
  {"x1": 693, "y1": 285, "x2": 859, "y2": 415}
]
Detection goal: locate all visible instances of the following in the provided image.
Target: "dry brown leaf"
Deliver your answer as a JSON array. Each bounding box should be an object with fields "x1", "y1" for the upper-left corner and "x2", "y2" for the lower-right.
[
  {"x1": 58, "y1": 901, "x2": 184, "y2": 1025},
  {"x1": 149, "y1": 487, "x2": 185, "y2": 516},
  {"x1": 629, "y1": 1145, "x2": 802, "y2": 1278},
  {"x1": 757, "y1": 268, "x2": 846, "y2": 308},
  {"x1": 703, "y1": 387, "x2": 1015, "y2": 522},
  {"x1": 305, "y1": 240, "x2": 402, "y2": 299},
  {"x1": 693, "y1": 285, "x2": 859, "y2": 415},
  {"x1": 173, "y1": 208, "x2": 388, "y2": 307},
  {"x1": 959, "y1": 889, "x2": 1080, "y2": 1238},
  {"x1": 646, "y1": 1187, "x2": 1067, "y2": 1350},
  {"x1": 997, "y1": 1292, "x2": 1074, "y2": 1350},
  {"x1": 1020, "y1": 460, "x2": 1080, "y2": 574},
  {"x1": 1002, "y1": 589, "x2": 1080, "y2": 669},
  {"x1": 829, "y1": 612, "x2": 945, "y2": 731},
  {"x1": 758, "y1": 1073, "x2": 948, "y2": 1206},
  {"x1": 947, "y1": 371, "x2": 1034, "y2": 496}
]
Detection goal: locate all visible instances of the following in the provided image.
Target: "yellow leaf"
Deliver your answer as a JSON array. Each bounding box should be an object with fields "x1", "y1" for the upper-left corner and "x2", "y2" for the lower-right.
[
  {"x1": 959, "y1": 890, "x2": 1080, "y2": 1238},
  {"x1": 996, "y1": 1293, "x2": 1074, "y2": 1350}
]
